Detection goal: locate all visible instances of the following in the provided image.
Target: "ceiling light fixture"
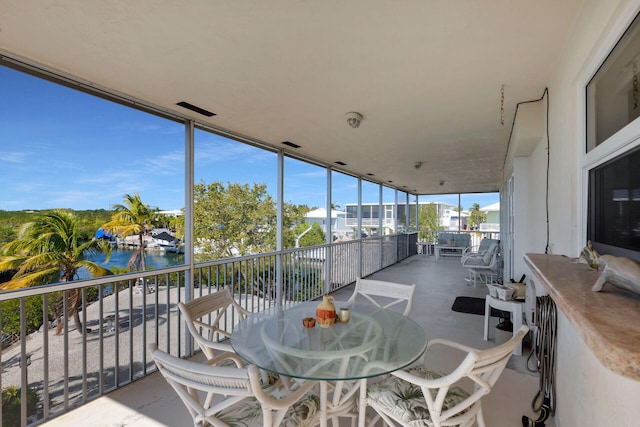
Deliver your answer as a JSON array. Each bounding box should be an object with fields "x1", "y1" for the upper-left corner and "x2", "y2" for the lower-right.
[{"x1": 346, "y1": 112, "x2": 363, "y2": 128}]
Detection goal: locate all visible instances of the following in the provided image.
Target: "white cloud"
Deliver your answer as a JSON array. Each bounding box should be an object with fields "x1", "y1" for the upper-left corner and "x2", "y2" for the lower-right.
[{"x1": 0, "y1": 151, "x2": 30, "y2": 163}]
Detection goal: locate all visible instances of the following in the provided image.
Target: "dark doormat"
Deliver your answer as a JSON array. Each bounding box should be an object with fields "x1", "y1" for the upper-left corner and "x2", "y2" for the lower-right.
[{"x1": 451, "y1": 296, "x2": 509, "y2": 318}]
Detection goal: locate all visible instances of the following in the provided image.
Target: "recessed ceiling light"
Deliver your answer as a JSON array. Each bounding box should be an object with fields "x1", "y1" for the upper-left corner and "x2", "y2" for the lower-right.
[
  {"x1": 281, "y1": 141, "x2": 301, "y2": 148},
  {"x1": 176, "y1": 101, "x2": 216, "y2": 117}
]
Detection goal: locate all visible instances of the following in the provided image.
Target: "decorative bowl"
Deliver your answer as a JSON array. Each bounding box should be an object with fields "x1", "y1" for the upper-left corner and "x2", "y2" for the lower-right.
[{"x1": 302, "y1": 317, "x2": 316, "y2": 328}]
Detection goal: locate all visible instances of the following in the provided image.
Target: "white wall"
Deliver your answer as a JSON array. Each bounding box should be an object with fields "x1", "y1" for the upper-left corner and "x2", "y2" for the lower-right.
[
  {"x1": 508, "y1": 0, "x2": 640, "y2": 425},
  {"x1": 555, "y1": 310, "x2": 640, "y2": 426},
  {"x1": 511, "y1": 157, "x2": 530, "y2": 280}
]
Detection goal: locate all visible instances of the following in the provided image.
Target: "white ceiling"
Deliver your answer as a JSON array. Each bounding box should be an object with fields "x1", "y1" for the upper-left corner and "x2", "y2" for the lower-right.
[{"x1": 0, "y1": 0, "x2": 583, "y2": 195}]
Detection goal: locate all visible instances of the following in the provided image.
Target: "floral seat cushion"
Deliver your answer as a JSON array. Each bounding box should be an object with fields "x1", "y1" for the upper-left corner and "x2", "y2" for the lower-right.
[
  {"x1": 367, "y1": 366, "x2": 470, "y2": 426},
  {"x1": 216, "y1": 384, "x2": 320, "y2": 427}
]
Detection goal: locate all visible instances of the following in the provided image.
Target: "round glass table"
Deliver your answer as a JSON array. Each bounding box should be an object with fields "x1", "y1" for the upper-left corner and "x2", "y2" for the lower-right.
[{"x1": 231, "y1": 301, "x2": 427, "y2": 427}]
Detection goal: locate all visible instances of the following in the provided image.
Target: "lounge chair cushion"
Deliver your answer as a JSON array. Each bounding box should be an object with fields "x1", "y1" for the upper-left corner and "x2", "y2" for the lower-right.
[
  {"x1": 482, "y1": 243, "x2": 498, "y2": 265},
  {"x1": 367, "y1": 366, "x2": 470, "y2": 426},
  {"x1": 436, "y1": 233, "x2": 471, "y2": 247}
]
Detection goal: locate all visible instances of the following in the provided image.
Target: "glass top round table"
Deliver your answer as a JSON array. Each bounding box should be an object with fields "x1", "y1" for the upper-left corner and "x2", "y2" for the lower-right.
[{"x1": 230, "y1": 301, "x2": 427, "y2": 381}]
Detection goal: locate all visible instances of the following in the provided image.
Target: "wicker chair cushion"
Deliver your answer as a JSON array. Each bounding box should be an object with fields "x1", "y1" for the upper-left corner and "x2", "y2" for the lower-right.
[
  {"x1": 367, "y1": 366, "x2": 470, "y2": 426},
  {"x1": 216, "y1": 385, "x2": 320, "y2": 427}
]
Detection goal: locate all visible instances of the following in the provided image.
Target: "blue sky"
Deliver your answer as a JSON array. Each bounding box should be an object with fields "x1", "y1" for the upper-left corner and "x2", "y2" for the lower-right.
[{"x1": 1, "y1": 66, "x2": 498, "y2": 211}]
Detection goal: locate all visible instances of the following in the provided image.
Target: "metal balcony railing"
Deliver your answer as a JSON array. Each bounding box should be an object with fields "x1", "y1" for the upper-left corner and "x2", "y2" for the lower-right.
[{"x1": 0, "y1": 233, "x2": 417, "y2": 426}]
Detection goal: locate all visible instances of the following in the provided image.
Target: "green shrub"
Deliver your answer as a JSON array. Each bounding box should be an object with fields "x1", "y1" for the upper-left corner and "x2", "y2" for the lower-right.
[
  {"x1": 2, "y1": 385, "x2": 39, "y2": 427},
  {"x1": 1, "y1": 296, "x2": 47, "y2": 337}
]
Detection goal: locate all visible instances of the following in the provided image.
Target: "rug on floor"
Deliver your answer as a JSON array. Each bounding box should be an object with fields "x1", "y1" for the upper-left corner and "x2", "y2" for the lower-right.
[{"x1": 451, "y1": 296, "x2": 509, "y2": 317}]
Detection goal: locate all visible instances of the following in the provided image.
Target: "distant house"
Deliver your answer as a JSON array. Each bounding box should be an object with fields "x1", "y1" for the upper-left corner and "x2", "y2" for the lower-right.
[
  {"x1": 304, "y1": 208, "x2": 352, "y2": 240},
  {"x1": 343, "y1": 201, "x2": 463, "y2": 234},
  {"x1": 440, "y1": 205, "x2": 469, "y2": 231},
  {"x1": 480, "y1": 202, "x2": 500, "y2": 232},
  {"x1": 157, "y1": 209, "x2": 183, "y2": 217}
]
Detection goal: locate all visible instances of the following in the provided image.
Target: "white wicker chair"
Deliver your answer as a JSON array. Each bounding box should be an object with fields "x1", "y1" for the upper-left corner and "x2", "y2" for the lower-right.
[
  {"x1": 346, "y1": 277, "x2": 416, "y2": 316},
  {"x1": 149, "y1": 344, "x2": 320, "y2": 427},
  {"x1": 358, "y1": 325, "x2": 529, "y2": 427},
  {"x1": 330, "y1": 278, "x2": 416, "y2": 426},
  {"x1": 178, "y1": 288, "x2": 250, "y2": 362}
]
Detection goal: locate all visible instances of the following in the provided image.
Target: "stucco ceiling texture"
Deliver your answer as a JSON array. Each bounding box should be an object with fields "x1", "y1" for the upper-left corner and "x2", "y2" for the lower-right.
[{"x1": 0, "y1": 0, "x2": 583, "y2": 195}]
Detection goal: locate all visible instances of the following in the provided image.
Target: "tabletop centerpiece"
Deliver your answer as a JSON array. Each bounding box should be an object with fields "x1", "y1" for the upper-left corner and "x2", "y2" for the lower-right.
[{"x1": 315, "y1": 295, "x2": 336, "y2": 328}]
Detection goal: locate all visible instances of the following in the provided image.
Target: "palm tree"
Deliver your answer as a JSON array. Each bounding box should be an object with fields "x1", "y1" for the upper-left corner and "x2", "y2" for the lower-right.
[
  {"x1": 468, "y1": 202, "x2": 487, "y2": 231},
  {"x1": 101, "y1": 193, "x2": 156, "y2": 290},
  {"x1": 0, "y1": 210, "x2": 113, "y2": 335}
]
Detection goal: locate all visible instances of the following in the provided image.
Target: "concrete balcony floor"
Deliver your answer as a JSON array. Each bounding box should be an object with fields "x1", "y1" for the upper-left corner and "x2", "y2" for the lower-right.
[{"x1": 42, "y1": 255, "x2": 553, "y2": 426}]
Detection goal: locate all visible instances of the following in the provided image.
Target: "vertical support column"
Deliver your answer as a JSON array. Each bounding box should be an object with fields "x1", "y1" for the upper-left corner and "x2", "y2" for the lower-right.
[
  {"x1": 20, "y1": 298, "x2": 27, "y2": 425},
  {"x1": 393, "y1": 189, "x2": 399, "y2": 262},
  {"x1": 414, "y1": 195, "x2": 419, "y2": 231},
  {"x1": 184, "y1": 120, "x2": 195, "y2": 355},
  {"x1": 325, "y1": 169, "x2": 333, "y2": 294},
  {"x1": 458, "y1": 193, "x2": 462, "y2": 232},
  {"x1": 276, "y1": 150, "x2": 284, "y2": 306},
  {"x1": 357, "y1": 178, "x2": 363, "y2": 279},
  {"x1": 405, "y1": 192, "x2": 410, "y2": 257},
  {"x1": 378, "y1": 184, "x2": 383, "y2": 270}
]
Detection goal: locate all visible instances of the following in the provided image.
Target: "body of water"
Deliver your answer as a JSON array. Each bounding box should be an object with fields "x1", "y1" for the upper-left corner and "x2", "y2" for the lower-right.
[{"x1": 80, "y1": 249, "x2": 184, "y2": 279}]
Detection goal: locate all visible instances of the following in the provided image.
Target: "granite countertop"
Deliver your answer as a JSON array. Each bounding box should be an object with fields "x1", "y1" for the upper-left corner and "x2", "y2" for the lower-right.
[{"x1": 525, "y1": 253, "x2": 640, "y2": 381}]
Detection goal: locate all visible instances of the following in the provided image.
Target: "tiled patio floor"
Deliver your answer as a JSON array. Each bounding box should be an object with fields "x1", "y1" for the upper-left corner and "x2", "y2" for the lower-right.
[{"x1": 42, "y1": 254, "x2": 553, "y2": 426}]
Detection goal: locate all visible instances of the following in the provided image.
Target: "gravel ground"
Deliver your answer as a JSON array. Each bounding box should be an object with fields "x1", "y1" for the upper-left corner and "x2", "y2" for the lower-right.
[{"x1": 1, "y1": 285, "x2": 189, "y2": 417}]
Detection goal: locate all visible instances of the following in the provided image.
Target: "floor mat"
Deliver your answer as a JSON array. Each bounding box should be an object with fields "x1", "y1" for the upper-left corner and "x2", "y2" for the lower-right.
[{"x1": 451, "y1": 296, "x2": 509, "y2": 318}]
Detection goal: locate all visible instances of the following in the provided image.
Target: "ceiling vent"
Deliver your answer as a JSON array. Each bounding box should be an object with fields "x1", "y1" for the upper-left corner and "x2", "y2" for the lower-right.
[
  {"x1": 281, "y1": 141, "x2": 301, "y2": 148},
  {"x1": 176, "y1": 101, "x2": 216, "y2": 117}
]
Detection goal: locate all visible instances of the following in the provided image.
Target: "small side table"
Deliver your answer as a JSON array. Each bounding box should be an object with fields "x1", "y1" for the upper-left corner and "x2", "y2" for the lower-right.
[{"x1": 484, "y1": 295, "x2": 524, "y2": 355}]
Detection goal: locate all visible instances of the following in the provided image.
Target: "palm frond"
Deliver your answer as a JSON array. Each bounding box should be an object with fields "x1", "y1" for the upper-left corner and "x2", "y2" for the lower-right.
[
  {"x1": 0, "y1": 267, "x2": 60, "y2": 290},
  {"x1": 0, "y1": 255, "x2": 28, "y2": 270},
  {"x1": 77, "y1": 260, "x2": 113, "y2": 278},
  {"x1": 77, "y1": 238, "x2": 112, "y2": 262},
  {"x1": 17, "y1": 252, "x2": 63, "y2": 274}
]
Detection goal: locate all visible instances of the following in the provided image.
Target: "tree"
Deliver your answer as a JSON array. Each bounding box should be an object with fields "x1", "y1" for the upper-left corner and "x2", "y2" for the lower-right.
[
  {"x1": 0, "y1": 210, "x2": 112, "y2": 334},
  {"x1": 168, "y1": 212, "x2": 185, "y2": 241},
  {"x1": 418, "y1": 203, "x2": 441, "y2": 242},
  {"x1": 468, "y1": 203, "x2": 486, "y2": 231},
  {"x1": 102, "y1": 193, "x2": 157, "y2": 278},
  {"x1": 193, "y1": 181, "x2": 277, "y2": 260},
  {"x1": 293, "y1": 222, "x2": 326, "y2": 247},
  {"x1": 283, "y1": 203, "x2": 311, "y2": 249}
]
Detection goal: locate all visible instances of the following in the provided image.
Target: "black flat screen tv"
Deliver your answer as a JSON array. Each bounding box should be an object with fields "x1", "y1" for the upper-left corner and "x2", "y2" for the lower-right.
[{"x1": 588, "y1": 145, "x2": 640, "y2": 262}]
